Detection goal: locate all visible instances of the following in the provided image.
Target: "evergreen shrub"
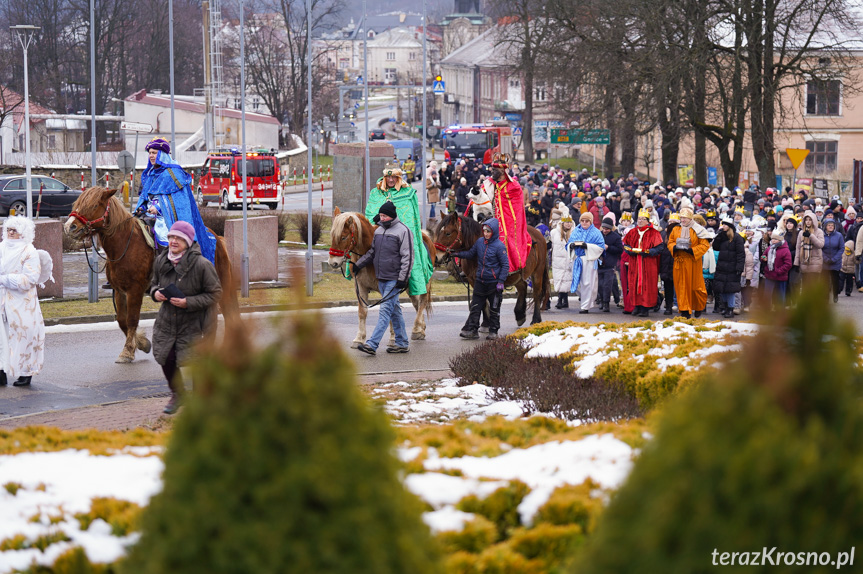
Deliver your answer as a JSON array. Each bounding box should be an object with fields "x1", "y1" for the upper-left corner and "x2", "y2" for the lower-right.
[
  {"x1": 574, "y1": 287, "x2": 863, "y2": 573},
  {"x1": 122, "y1": 314, "x2": 440, "y2": 574}
]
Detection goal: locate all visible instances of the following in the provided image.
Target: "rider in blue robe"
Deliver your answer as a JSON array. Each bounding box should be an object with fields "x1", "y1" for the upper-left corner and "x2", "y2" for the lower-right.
[{"x1": 136, "y1": 138, "x2": 216, "y2": 263}]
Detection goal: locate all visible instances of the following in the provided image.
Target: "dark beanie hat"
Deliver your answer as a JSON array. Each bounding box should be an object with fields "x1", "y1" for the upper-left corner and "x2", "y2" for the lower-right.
[
  {"x1": 378, "y1": 201, "x2": 397, "y2": 219},
  {"x1": 601, "y1": 217, "x2": 614, "y2": 230}
]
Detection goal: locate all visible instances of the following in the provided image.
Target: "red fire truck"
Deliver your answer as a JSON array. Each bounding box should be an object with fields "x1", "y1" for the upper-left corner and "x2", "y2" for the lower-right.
[
  {"x1": 442, "y1": 122, "x2": 514, "y2": 164},
  {"x1": 196, "y1": 149, "x2": 281, "y2": 210}
]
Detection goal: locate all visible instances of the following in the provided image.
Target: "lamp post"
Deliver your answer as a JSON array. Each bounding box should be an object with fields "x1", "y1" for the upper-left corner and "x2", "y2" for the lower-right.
[
  {"x1": 306, "y1": 0, "x2": 313, "y2": 296},
  {"x1": 10, "y1": 25, "x2": 39, "y2": 219},
  {"x1": 239, "y1": 0, "x2": 249, "y2": 298},
  {"x1": 169, "y1": 0, "x2": 176, "y2": 154}
]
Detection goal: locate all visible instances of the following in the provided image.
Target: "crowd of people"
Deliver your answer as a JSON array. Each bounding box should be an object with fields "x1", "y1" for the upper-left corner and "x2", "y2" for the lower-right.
[{"x1": 426, "y1": 156, "x2": 863, "y2": 319}]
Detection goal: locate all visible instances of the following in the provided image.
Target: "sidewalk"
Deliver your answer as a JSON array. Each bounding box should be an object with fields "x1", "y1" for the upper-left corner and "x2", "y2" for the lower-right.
[{"x1": 0, "y1": 370, "x2": 448, "y2": 431}]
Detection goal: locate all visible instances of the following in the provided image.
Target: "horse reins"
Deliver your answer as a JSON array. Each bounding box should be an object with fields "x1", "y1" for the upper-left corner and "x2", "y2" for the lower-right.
[{"x1": 73, "y1": 202, "x2": 138, "y2": 272}]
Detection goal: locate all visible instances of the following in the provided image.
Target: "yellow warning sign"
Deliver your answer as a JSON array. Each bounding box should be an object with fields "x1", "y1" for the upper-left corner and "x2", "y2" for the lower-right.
[{"x1": 786, "y1": 148, "x2": 810, "y2": 170}]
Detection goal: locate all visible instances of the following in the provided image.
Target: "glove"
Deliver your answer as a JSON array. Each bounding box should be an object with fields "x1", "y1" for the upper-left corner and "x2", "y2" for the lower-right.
[
  {"x1": 395, "y1": 280, "x2": 407, "y2": 290},
  {"x1": 496, "y1": 282, "x2": 505, "y2": 292},
  {"x1": 745, "y1": 279, "x2": 751, "y2": 287},
  {"x1": 684, "y1": 247, "x2": 694, "y2": 255},
  {"x1": 803, "y1": 230, "x2": 811, "y2": 238},
  {"x1": 857, "y1": 255, "x2": 862, "y2": 263},
  {"x1": 350, "y1": 261, "x2": 359, "y2": 274}
]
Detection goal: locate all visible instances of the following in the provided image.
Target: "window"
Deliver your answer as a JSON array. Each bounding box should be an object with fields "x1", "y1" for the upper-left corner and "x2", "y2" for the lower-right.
[
  {"x1": 386, "y1": 51, "x2": 395, "y2": 61},
  {"x1": 4, "y1": 178, "x2": 24, "y2": 191},
  {"x1": 535, "y1": 83, "x2": 547, "y2": 102},
  {"x1": 805, "y1": 141, "x2": 837, "y2": 174},
  {"x1": 806, "y1": 80, "x2": 840, "y2": 115},
  {"x1": 38, "y1": 177, "x2": 66, "y2": 191},
  {"x1": 48, "y1": 134, "x2": 57, "y2": 149},
  {"x1": 409, "y1": 52, "x2": 416, "y2": 61},
  {"x1": 384, "y1": 68, "x2": 397, "y2": 82}
]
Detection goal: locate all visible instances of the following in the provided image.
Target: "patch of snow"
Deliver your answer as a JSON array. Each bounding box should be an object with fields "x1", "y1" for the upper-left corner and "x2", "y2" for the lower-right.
[
  {"x1": 423, "y1": 507, "x2": 477, "y2": 533},
  {"x1": 404, "y1": 473, "x2": 507, "y2": 509}
]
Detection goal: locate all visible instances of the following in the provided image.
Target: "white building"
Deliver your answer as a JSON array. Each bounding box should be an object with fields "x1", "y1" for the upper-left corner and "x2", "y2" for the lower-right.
[{"x1": 122, "y1": 89, "x2": 280, "y2": 163}]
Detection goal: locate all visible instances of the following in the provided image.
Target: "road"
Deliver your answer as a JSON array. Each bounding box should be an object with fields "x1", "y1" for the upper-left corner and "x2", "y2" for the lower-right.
[{"x1": 3, "y1": 292, "x2": 863, "y2": 420}]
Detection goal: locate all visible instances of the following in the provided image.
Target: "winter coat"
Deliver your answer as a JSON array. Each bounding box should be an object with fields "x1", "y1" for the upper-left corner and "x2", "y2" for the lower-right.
[
  {"x1": 589, "y1": 205, "x2": 610, "y2": 228},
  {"x1": 355, "y1": 217, "x2": 414, "y2": 282},
  {"x1": 455, "y1": 218, "x2": 510, "y2": 284},
  {"x1": 568, "y1": 222, "x2": 605, "y2": 292},
  {"x1": 795, "y1": 211, "x2": 825, "y2": 273},
  {"x1": 540, "y1": 192, "x2": 556, "y2": 222},
  {"x1": 658, "y1": 242, "x2": 674, "y2": 282},
  {"x1": 550, "y1": 226, "x2": 574, "y2": 292},
  {"x1": 149, "y1": 242, "x2": 223, "y2": 365},
  {"x1": 598, "y1": 230, "x2": 623, "y2": 271},
  {"x1": 763, "y1": 240, "x2": 792, "y2": 282},
  {"x1": 455, "y1": 184, "x2": 471, "y2": 214},
  {"x1": 668, "y1": 225, "x2": 710, "y2": 312},
  {"x1": 821, "y1": 226, "x2": 845, "y2": 272},
  {"x1": 841, "y1": 241, "x2": 857, "y2": 274},
  {"x1": 712, "y1": 230, "x2": 746, "y2": 294},
  {"x1": 0, "y1": 239, "x2": 45, "y2": 378}
]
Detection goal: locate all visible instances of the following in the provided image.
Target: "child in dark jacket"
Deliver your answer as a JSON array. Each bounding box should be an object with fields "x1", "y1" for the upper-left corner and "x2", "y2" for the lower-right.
[{"x1": 454, "y1": 218, "x2": 510, "y2": 340}]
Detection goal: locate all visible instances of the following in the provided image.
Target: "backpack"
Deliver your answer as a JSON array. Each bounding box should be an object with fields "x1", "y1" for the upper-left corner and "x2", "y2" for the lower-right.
[{"x1": 36, "y1": 249, "x2": 54, "y2": 287}]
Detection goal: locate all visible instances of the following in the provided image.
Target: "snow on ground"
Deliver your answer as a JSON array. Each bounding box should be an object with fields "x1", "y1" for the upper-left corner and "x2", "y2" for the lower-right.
[
  {"x1": 410, "y1": 434, "x2": 635, "y2": 530},
  {"x1": 0, "y1": 448, "x2": 163, "y2": 573},
  {"x1": 521, "y1": 320, "x2": 757, "y2": 377}
]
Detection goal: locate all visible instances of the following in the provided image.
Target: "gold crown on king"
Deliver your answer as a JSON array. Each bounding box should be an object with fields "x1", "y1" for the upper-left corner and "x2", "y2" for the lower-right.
[
  {"x1": 735, "y1": 205, "x2": 745, "y2": 214},
  {"x1": 491, "y1": 153, "x2": 512, "y2": 166}
]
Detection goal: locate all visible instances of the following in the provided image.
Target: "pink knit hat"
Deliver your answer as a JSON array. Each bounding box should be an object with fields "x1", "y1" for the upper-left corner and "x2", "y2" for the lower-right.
[{"x1": 167, "y1": 221, "x2": 196, "y2": 246}]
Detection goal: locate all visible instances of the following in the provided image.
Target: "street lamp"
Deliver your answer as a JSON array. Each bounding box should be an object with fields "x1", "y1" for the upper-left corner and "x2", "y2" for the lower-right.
[{"x1": 10, "y1": 25, "x2": 39, "y2": 219}]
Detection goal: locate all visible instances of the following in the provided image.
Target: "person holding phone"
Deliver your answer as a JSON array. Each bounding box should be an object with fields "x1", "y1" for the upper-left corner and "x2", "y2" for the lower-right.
[{"x1": 149, "y1": 221, "x2": 222, "y2": 414}]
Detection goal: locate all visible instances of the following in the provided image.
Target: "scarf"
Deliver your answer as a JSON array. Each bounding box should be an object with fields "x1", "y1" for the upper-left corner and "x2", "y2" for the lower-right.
[
  {"x1": 568, "y1": 223, "x2": 605, "y2": 292},
  {"x1": 767, "y1": 242, "x2": 779, "y2": 271},
  {"x1": 167, "y1": 249, "x2": 186, "y2": 265}
]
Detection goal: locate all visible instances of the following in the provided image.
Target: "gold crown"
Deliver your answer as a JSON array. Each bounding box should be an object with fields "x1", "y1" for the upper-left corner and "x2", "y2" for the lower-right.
[
  {"x1": 560, "y1": 215, "x2": 574, "y2": 223},
  {"x1": 706, "y1": 210, "x2": 717, "y2": 218},
  {"x1": 735, "y1": 206, "x2": 745, "y2": 214},
  {"x1": 382, "y1": 162, "x2": 403, "y2": 177},
  {"x1": 669, "y1": 212, "x2": 680, "y2": 221},
  {"x1": 638, "y1": 209, "x2": 651, "y2": 219},
  {"x1": 620, "y1": 212, "x2": 632, "y2": 221},
  {"x1": 491, "y1": 153, "x2": 512, "y2": 166}
]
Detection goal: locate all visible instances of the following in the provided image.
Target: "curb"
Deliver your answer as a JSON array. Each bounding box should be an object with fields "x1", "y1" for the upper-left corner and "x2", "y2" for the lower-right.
[{"x1": 43, "y1": 292, "x2": 522, "y2": 327}]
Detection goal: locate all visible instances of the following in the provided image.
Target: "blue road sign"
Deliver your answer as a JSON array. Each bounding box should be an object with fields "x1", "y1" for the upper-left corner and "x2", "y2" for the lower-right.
[
  {"x1": 433, "y1": 80, "x2": 445, "y2": 94},
  {"x1": 354, "y1": 103, "x2": 359, "y2": 109},
  {"x1": 513, "y1": 127, "x2": 523, "y2": 136}
]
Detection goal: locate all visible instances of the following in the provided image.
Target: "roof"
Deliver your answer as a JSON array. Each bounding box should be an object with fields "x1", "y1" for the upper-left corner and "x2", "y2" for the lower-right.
[
  {"x1": 441, "y1": 25, "x2": 514, "y2": 68},
  {"x1": 0, "y1": 86, "x2": 55, "y2": 130},
  {"x1": 125, "y1": 90, "x2": 281, "y2": 126},
  {"x1": 368, "y1": 27, "x2": 423, "y2": 49}
]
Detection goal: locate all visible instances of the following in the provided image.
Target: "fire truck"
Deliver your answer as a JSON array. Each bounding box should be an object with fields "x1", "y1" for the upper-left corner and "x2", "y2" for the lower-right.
[
  {"x1": 442, "y1": 121, "x2": 513, "y2": 164},
  {"x1": 196, "y1": 149, "x2": 281, "y2": 210}
]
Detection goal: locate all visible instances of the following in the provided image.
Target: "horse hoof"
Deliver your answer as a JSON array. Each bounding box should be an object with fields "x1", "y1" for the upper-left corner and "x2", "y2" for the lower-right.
[
  {"x1": 115, "y1": 355, "x2": 134, "y2": 364},
  {"x1": 137, "y1": 337, "x2": 152, "y2": 354},
  {"x1": 516, "y1": 317, "x2": 526, "y2": 327},
  {"x1": 411, "y1": 332, "x2": 425, "y2": 340},
  {"x1": 351, "y1": 341, "x2": 362, "y2": 349}
]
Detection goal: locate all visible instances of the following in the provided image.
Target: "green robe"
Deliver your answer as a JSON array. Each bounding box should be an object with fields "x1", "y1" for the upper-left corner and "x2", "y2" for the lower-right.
[{"x1": 366, "y1": 179, "x2": 434, "y2": 296}]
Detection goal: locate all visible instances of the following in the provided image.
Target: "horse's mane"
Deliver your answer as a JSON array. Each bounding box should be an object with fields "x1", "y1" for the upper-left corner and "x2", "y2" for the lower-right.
[
  {"x1": 332, "y1": 211, "x2": 367, "y2": 247},
  {"x1": 75, "y1": 187, "x2": 131, "y2": 236}
]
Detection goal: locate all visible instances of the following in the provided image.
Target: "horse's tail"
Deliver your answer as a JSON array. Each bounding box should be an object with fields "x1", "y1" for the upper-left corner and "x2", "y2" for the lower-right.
[
  {"x1": 422, "y1": 231, "x2": 435, "y2": 318},
  {"x1": 214, "y1": 235, "x2": 240, "y2": 326}
]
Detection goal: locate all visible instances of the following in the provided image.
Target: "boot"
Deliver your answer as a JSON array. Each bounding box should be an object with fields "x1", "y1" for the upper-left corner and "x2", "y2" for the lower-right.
[
  {"x1": 12, "y1": 376, "x2": 31, "y2": 387},
  {"x1": 0, "y1": 370, "x2": 5, "y2": 386},
  {"x1": 561, "y1": 293, "x2": 569, "y2": 309},
  {"x1": 459, "y1": 329, "x2": 479, "y2": 340},
  {"x1": 555, "y1": 293, "x2": 564, "y2": 309},
  {"x1": 163, "y1": 393, "x2": 182, "y2": 414},
  {"x1": 602, "y1": 302, "x2": 610, "y2": 312}
]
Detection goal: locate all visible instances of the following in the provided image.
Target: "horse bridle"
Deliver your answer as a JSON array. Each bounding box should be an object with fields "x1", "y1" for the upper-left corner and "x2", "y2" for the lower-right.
[
  {"x1": 69, "y1": 202, "x2": 111, "y2": 236},
  {"x1": 434, "y1": 215, "x2": 463, "y2": 255},
  {"x1": 328, "y1": 220, "x2": 358, "y2": 260}
]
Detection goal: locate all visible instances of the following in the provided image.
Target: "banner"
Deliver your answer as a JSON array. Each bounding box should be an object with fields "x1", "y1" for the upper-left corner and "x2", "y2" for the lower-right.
[
  {"x1": 707, "y1": 167, "x2": 718, "y2": 187},
  {"x1": 794, "y1": 177, "x2": 812, "y2": 196},
  {"x1": 738, "y1": 171, "x2": 750, "y2": 190},
  {"x1": 677, "y1": 164, "x2": 694, "y2": 187},
  {"x1": 812, "y1": 178, "x2": 829, "y2": 197}
]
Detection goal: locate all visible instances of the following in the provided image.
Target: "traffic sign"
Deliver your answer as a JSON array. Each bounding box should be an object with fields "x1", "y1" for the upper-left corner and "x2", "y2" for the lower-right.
[
  {"x1": 786, "y1": 148, "x2": 810, "y2": 170},
  {"x1": 513, "y1": 127, "x2": 523, "y2": 136},
  {"x1": 120, "y1": 121, "x2": 152, "y2": 133},
  {"x1": 432, "y1": 80, "x2": 445, "y2": 94},
  {"x1": 550, "y1": 128, "x2": 610, "y2": 145},
  {"x1": 117, "y1": 150, "x2": 135, "y2": 174},
  {"x1": 354, "y1": 102, "x2": 360, "y2": 109}
]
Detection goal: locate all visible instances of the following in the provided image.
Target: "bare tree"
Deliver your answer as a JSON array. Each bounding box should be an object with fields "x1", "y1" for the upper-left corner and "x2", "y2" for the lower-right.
[{"x1": 486, "y1": 0, "x2": 555, "y2": 163}]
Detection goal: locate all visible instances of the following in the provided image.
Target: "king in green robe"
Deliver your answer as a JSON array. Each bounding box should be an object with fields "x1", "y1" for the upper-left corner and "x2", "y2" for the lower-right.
[{"x1": 365, "y1": 162, "x2": 434, "y2": 296}]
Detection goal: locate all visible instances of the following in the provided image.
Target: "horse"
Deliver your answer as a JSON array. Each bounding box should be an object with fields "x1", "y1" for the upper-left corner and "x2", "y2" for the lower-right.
[
  {"x1": 328, "y1": 208, "x2": 435, "y2": 347},
  {"x1": 433, "y1": 212, "x2": 550, "y2": 326},
  {"x1": 64, "y1": 187, "x2": 239, "y2": 363},
  {"x1": 466, "y1": 183, "x2": 494, "y2": 223}
]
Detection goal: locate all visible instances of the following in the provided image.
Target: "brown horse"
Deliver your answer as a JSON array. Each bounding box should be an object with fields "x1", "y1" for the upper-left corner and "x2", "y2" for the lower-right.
[
  {"x1": 64, "y1": 187, "x2": 239, "y2": 363},
  {"x1": 328, "y1": 208, "x2": 434, "y2": 347},
  {"x1": 433, "y1": 212, "x2": 550, "y2": 326}
]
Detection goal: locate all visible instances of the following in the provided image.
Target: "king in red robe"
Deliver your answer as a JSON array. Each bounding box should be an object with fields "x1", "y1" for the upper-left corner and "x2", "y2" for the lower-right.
[
  {"x1": 488, "y1": 154, "x2": 531, "y2": 271},
  {"x1": 622, "y1": 209, "x2": 664, "y2": 317}
]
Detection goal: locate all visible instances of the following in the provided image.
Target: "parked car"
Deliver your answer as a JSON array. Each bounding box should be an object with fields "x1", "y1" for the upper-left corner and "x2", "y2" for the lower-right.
[
  {"x1": 0, "y1": 175, "x2": 82, "y2": 217},
  {"x1": 369, "y1": 129, "x2": 386, "y2": 140}
]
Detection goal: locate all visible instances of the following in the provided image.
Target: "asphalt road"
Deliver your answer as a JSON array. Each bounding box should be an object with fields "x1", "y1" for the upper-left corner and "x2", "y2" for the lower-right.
[{"x1": 5, "y1": 278, "x2": 863, "y2": 420}]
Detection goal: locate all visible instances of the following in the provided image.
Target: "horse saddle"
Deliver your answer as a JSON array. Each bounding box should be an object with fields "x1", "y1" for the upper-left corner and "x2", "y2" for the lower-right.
[{"x1": 134, "y1": 216, "x2": 157, "y2": 250}]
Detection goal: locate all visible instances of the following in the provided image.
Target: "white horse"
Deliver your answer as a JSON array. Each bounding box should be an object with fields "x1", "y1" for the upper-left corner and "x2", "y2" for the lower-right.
[{"x1": 467, "y1": 180, "x2": 495, "y2": 223}]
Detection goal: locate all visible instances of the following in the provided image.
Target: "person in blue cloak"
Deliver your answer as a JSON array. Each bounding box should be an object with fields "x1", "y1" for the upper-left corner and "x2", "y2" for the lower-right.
[{"x1": 135, "y1": 138, "x2": 217, "y2": 264}]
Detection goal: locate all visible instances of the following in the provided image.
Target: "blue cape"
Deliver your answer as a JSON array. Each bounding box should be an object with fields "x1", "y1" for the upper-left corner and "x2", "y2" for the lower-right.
[
  {"x1": 567, "y1": 223, "x2": 605, "y2": 292},
  {"x1": 137, "y1": 151, "x2": 216, "y2": 263}
]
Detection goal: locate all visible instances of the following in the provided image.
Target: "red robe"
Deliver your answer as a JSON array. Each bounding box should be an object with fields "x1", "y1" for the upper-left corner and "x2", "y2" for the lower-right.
[
  {"x1": 622, "y1": 225, "x2": 663, "y2": 307},
  {"x1": 493, "y1": 176, "x2": 532, "y2": 271}
]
